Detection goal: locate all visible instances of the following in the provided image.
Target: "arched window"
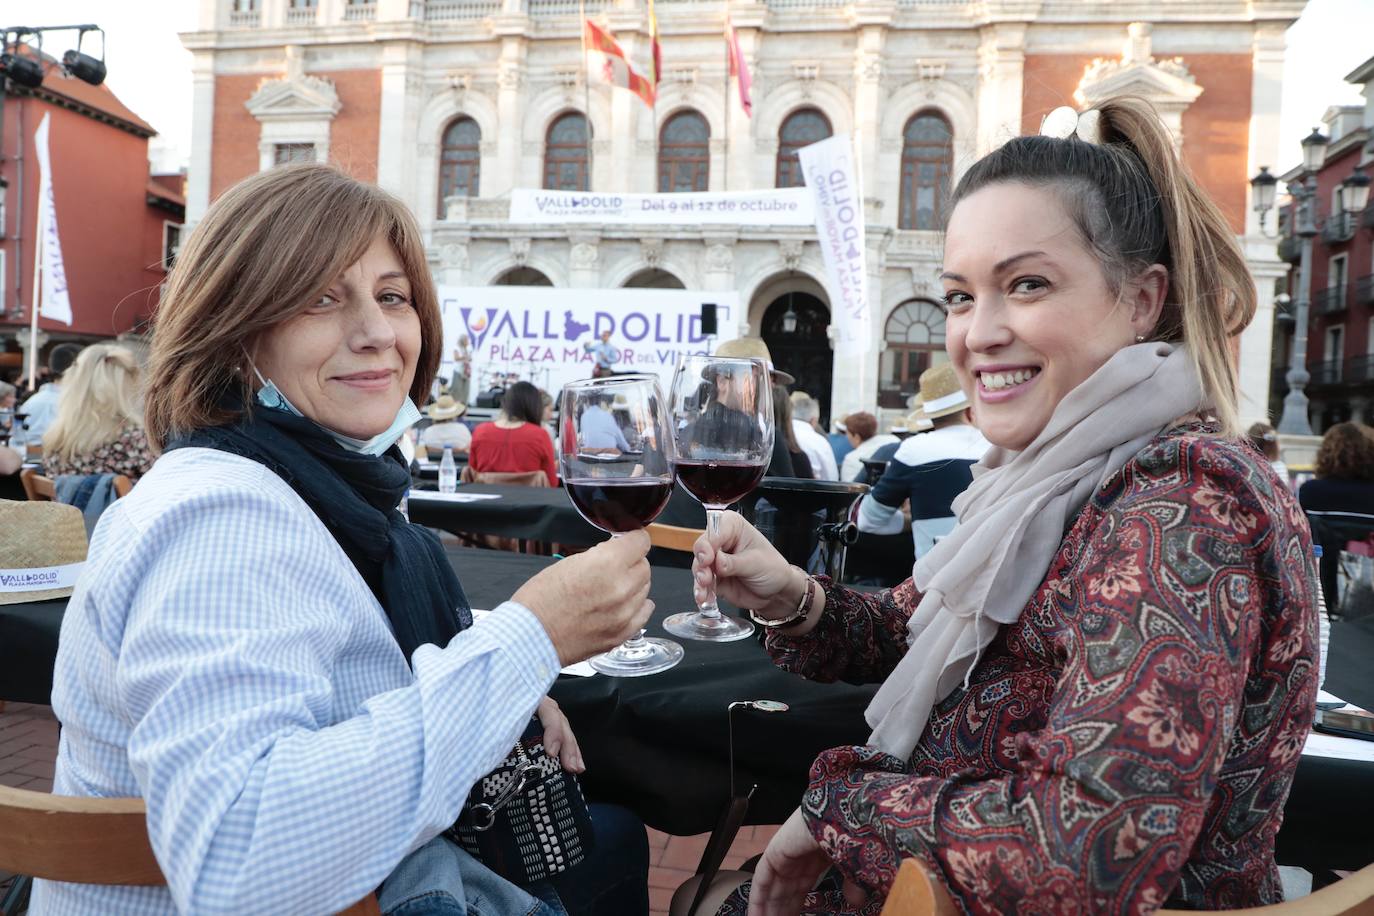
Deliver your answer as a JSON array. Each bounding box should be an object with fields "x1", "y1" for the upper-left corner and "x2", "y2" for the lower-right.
[
  {"x1": 879, "y1": 299, "x2": 947, "y2": 408},
  {"x1": 544, "y1": 112, "x2": 589, "y2": 191},
  {"x1": 775, "y1": 108, "x2": 832, "y2": 189},
  {"x1": 658, "y1": 110, "x2": 709, "y2": 193},
  {"x1": 898, "y1": 112, "x2": 953, "y2": 230},
  {"x1": 437, "y1": 116, "x2": 481, "y2": 217}
]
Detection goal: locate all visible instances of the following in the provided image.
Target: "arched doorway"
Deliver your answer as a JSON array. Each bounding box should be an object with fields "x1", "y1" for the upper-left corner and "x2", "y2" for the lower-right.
[
  {"x1": 494, "y1": 266, "x2": 553, "y2": 286},
  {"x1": 623, "y1": 268, "x2": 685, "y2": 289},
  {"x1": 761, "y1": 292, "x2": 833, "y2": 427}
]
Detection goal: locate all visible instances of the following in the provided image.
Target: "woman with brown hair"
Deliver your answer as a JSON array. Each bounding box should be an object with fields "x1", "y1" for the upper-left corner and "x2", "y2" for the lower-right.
[
  {"x1": 1299, "y1": 421, "x2": 1374, "y2": 515},
  {"x1": 696, "y1": 98, "x2": 1316, "y2": 914},
  {"x1": 32, "y1": 164, "x2": 652, "y2": 916},
  {"x1": 468, "y1": 380, "x2": 560, "y2": 486}
]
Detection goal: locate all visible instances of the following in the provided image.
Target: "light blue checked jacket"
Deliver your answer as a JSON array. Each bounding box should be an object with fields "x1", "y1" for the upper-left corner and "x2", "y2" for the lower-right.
[{"x1": 30, "y1": 447, "x2": 560, "y2": 916}]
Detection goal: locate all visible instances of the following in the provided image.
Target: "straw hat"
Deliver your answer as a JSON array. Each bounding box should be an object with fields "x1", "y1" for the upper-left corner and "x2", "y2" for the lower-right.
[
  {"x1": 918, "y1": 364, "x2": 970, "y2": 420},
  {"x1": 713, "y1": 337, "x2": 795, "y2": 386},
  {"x1": 902, "y1": 398, "x2": 934, "y2": 433},
  {"x1": 426, "y1": 394, "x2": 467, "y2": 420},
  {"x1": 0, "y1": 501, "x2": 88, "y2": 605}
]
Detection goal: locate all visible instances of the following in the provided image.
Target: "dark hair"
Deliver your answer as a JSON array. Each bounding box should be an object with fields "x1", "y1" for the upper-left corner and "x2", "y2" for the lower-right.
[
  {"x1": 48, "y1": 343, "x2": 82, "y2": 377},
  {"x1": 501, "y1": 381, "x2": 544, "y2": 425},
  {"x1": 948, "y1": 97, "x2": 1254, "y2": 435},
  {"x1": 1246, "y1": 421, "x2": 1280, "y2": 461},
  {"x1": 1315, "y1": 422, "x2": 1374, "y2": 481},
  {"x1": 773, "y1": 384, "x2": 801, "y2": 454},
  {"x1": 845, "y1": 412, "x2": 878, "y2": 441}
]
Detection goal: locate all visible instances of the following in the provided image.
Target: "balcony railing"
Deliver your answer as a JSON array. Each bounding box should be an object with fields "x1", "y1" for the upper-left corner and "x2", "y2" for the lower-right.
[
  {"x1": 527, "y1": 0, "x2": 606, "y2": 13},
  {"x1": 228, "y1": 8, "x2": 262, "y2": 26},
  {"x1": 1309, "y1": 359, "x2": 1343, "y2": 386},
  {"x1": 1321, "y1": 212, "x2": 1357, "y2": 245},
  {"x1": 286, "y1": 5, "x2": 318, "y2": 24},
  {"x1": 1313, "y1": 285, "x2": 1348, "y2": 316},
  {"x1": 343, "y1": 1, "x2": 377, "y2": 20},
  {"x1": 1356, "y1": 275, "x2": 1374, "y2": 306},
  {"x1": 1346, "y1": 354, "x2": 1374, "y2": 385},
  {"x1": 425, "y1": 0, "x2": 501, "y2": 18}
]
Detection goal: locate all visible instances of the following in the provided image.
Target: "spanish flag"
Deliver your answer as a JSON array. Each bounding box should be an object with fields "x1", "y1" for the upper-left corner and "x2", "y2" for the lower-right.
[
  {"x1": 725, "y1": 17, "x2": 752, "y2": 117},
  {"x1": 585, "y1": 20, "x2": 656, "y2": 110}
]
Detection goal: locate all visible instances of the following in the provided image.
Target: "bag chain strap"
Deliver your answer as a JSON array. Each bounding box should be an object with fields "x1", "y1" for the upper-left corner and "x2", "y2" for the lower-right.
[{"x1": 467, "y1": 738, "x2": 548, "y2": 832}]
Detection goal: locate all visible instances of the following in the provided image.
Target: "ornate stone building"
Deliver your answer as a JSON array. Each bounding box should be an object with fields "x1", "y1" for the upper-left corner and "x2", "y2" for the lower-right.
[{"x1": 183, "y1": 0, "x2": 1303, "y2": 425}]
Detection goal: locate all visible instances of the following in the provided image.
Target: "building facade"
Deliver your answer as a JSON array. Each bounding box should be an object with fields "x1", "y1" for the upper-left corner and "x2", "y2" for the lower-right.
[
  {"x1": 183, "y1": 0, "x2": 1302, "y2": 425},
  {"x1": 1271, "y1": 56, "x2": 1374, "y2": 432},
  {"x1": 0, "y1": 56, "x2": 184, "y2": 374}
]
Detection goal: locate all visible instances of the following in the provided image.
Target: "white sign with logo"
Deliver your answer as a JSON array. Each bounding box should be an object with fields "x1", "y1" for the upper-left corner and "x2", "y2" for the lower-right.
[
  {"x1": 799, "y1": 134, "x2": 868, "y2": 357},
  {"x1": 438, "y1": 286, "x2": 740, "y2": 399},
  {"x1": 509, "y1": 188, "x2": 815, "y2": 226}
]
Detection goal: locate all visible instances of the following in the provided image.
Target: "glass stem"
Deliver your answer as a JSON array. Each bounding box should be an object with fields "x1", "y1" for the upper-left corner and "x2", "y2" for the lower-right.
[
  {"x1": 607, "y1": 531, "x2": 652, "y2": 657},
  {"x1": 699, "y1": 508, "x2": 723, "y2": 620}
]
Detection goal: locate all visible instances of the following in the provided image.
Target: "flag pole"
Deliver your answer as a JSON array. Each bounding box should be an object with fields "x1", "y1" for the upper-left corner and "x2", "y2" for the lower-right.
[
  {"x1": 28, "y1": 211, "x2": 42, "y2": 391},
  {"x1": 580, "y1": 0, "x2": 594, "y2": 186},
  {"x1": 722, "y1": 17, "x2": 730, "y2": 192}
]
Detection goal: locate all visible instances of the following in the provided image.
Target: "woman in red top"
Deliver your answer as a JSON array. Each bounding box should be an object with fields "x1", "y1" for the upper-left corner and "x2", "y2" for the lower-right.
[{"x1": 468, "y1": 381, "x2": 558, "y2": 486}]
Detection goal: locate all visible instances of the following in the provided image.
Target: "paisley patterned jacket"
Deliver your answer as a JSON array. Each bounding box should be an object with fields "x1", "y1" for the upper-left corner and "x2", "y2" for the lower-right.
[{"x1": 730, "y1": 426, "x2": 1318, "y2": 915}]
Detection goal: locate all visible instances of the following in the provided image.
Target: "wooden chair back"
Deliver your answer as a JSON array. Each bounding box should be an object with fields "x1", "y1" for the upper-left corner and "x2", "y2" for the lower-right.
[
  {"x1": 459, "y1": 467, "x2": 549, "y2": 488},
  {"x1": 647, "y1": 523, "x2": 704, "y2": 554},
  {"x1": 20, "y1": 470, "x2": 133, "y2": 502},
  {"x1": 880, "y1": 857, "x2": 1374, "y2": 916},
  {"x1": 0, "y1": 784, "x2": 380, "y2": 914}
]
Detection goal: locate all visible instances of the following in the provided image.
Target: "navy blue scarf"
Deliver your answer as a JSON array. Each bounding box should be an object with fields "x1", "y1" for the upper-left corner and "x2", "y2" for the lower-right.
[{"x1": 167, "y1": 406, "x2": 470, "y2": 663}]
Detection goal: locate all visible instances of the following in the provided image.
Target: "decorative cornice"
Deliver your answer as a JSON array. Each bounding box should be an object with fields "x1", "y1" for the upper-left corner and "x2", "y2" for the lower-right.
[
  {"x1": 245, "y1": 72, "x2": 341, "y2": 121},
  {"x1": 1074, "y1": 22, "x2": 1203, "y2": 111}
]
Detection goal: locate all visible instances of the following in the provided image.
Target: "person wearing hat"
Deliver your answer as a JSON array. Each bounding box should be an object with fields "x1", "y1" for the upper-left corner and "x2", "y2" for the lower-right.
[
  {"x1": 856, "y1": 363, "x2": 989, "y2": 556},
  {"x1": 417, "y1": 393, "x2": 472, "y2": 457},
  {"x1": 710, "y1": 337, "x2": 798, "y2": 478}
]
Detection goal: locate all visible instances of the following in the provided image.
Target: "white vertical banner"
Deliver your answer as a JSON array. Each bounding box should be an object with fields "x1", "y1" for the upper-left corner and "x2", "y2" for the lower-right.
[
  {"x1": 799, "y1": 133, "x2": 868, "y2": 357},
  {"x1": 33, "y1": 113, "x2": 73, "y2": 326}
]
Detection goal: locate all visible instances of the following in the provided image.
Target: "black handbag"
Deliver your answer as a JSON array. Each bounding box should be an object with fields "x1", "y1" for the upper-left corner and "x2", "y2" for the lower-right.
[{"x1": 447, "y1": 716, "x2": 595, "y2": 885}]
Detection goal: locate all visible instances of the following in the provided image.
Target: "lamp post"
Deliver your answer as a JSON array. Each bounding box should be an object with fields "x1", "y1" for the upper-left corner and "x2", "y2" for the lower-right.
[{"x1": 1252, "y1": 127, "x2": 1372, "y2": 436}]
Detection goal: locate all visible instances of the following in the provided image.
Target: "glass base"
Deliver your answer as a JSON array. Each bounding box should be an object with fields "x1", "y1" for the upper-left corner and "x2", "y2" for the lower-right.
[
  {"x1": 588, "y1": 637, "x2": 684, "y2": 677},
  {"x1": 663, "y1": 611, "x2": 755, "y2": 642}
]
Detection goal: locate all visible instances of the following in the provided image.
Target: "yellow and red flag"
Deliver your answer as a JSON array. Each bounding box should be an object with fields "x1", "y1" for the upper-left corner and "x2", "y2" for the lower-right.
[
  {"x1": 725, "y1": 17, "x2": 752, "y2": 117},
  {"x1": 585, "y1": 20, "x2": 656, "y2": 110}
]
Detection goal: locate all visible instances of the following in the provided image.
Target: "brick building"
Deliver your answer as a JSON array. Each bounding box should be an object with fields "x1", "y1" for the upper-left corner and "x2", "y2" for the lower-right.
[
  {"x1": 182, "y1": 0, "x2": 1301, "y2": 425},
  {"x1": 0, "y1": 53, "x2": 185, "y2": 376},
  {"x1": 1271, "y1": 55, "x2": 1374, "y2": 431}
]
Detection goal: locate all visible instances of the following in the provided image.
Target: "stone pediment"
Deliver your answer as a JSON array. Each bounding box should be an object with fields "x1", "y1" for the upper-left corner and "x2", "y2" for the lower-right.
[
  {"x1": 1073, "y1": 22, "x2": 1203, "y2": 112},
  {"x1": 245, "y1": 73, "x2": 341, "y2": 122}
]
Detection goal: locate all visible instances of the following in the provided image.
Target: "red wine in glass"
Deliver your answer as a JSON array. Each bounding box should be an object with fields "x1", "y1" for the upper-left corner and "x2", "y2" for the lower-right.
[
  {"x1": 672, "y1": 459, "x2": 766, "y2": 508},
  {"x1": 565, "y1": 477, "x2": 674, "y2": 533}
]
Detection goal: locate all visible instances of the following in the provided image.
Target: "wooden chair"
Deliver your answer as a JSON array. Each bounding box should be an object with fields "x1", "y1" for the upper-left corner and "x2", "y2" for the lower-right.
[
  {"x1": 647, "y1": 523, "x2": 705, "y2": 554},
  {"x1": 20, "y1": 469, "x2": 133, "y2": 502},
  {"x1": 879, "y1": 858, "x2": 1374, "y2": 916},
  {"x1": 457, "y1": 467, "x2": 550, "y2": 554},
  {"x1": 0, "y1": 784, "x2": 380, "y2": 915}
]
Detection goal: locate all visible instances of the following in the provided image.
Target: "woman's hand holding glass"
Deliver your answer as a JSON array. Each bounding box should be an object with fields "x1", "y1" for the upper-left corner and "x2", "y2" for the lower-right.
[{"x1": 692, "y1": 512, "x2": 825, "y2": 637}]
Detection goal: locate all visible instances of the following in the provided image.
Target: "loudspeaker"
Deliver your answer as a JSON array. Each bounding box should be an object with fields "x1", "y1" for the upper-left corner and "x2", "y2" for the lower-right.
[
  {"x1": 700, "y1": 303, "x2": 718, "y2": 336},
  {"x1": 476, "y1": 387, "x2": 506, "y2": 409}
]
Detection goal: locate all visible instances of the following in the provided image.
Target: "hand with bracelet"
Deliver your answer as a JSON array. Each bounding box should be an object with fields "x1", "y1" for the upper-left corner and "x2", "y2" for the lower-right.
[{"x1": 691, "y1": 511, "x2": 825, "y2": 636}]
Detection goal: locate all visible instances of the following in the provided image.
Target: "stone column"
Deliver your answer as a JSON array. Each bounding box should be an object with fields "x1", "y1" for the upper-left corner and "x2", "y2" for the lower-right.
[
  {"x1": 853, "y1": 26, "x2": 886, "y2": 203},
  {"x1": 975, "y1": 22, "x2": 1026, "y2": 156},
  {"x1": 493, "y1": 38, "x2": 526, "y2": 197},
  {"x1": 376, "y1": 41, "x2": 425, "y2": 207},
  {"x1": 185, "y1": 50, "x2": 217, "y2": 229}
]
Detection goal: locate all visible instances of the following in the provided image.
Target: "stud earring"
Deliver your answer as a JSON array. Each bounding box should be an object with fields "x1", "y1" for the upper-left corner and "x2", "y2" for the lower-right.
[{"x1": 1135, "y1": 334, "x2": 1146, "y2": 343}]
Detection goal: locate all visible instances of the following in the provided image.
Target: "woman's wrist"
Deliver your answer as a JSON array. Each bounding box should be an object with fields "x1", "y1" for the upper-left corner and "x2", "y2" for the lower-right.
[{"x1": 761, "y1": 566, "x2": 808, "y2": 620}]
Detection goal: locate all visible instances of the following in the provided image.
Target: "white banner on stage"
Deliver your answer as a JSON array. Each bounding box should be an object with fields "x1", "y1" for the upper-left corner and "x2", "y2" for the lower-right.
[
  {"x1": 509, "y1": 188, "x2": 814, "y2": 226},
  {"x1": 32, "y1": 113, "x2": 73, "y2": 326},
  {"x1": 437, "y1": 286, "x2": 741, "y2": 399},
  {"x1": 799, "y1": 134, "x2": 868, "y2": 357}
]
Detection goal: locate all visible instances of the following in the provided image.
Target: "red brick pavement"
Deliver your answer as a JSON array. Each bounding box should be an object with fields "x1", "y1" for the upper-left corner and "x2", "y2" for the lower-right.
[{"x1": 0, "y1": 702, "x2": 770, "y2": 915}]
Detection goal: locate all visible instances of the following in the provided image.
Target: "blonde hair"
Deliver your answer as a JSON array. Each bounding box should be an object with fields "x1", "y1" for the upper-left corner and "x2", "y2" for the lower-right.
[
  {"x1": 143, "y1": 163, "x2": 443, "y2": 450},
  {"x1": 949, "y1": 96, "x2": 1255, "y2": 435},
  {"x1": 44, "y1": 344, "x2": 144, "y2": 463}
]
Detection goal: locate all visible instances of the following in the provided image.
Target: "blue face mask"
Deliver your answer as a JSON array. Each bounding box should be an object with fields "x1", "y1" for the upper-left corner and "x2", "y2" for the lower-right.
[{"x1": 253, "y1": 366, "x2": 420, "y2": 457}]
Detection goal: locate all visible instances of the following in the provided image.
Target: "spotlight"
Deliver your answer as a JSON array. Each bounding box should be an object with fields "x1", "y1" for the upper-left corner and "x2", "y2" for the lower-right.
[
  {"x1": 62, "y1": 49, "x2": 105, "y2": 86},
  {"x1": 0, "y1": 52, "x2": 45, "y2": 89}
]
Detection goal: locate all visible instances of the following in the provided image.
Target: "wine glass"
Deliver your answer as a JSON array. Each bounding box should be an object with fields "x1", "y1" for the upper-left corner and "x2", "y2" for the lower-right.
[
  {"x1": 560, "y1": 374, "x2": 684, "y2": 677},
  {"x1": 664, "y1": 355, "x2": 774, "y2": 642}
]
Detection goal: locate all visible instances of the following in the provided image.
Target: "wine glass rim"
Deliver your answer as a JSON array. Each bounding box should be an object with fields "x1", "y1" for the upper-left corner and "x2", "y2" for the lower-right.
[
  {"x1": 565, "y1": 374, "x2": 659, "y2": 390},
  {"x1": 682, "y1": 355, "x2": 766, "y2": 367}
]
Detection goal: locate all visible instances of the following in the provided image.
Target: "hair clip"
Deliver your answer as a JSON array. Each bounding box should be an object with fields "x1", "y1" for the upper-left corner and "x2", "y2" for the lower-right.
[{"x1": 1039, "y1": 106, "x2": 1104, "y2": 145}]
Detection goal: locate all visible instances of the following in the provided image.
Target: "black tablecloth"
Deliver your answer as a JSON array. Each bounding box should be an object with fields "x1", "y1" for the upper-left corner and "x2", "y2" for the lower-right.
[{"x1": 408, "y1": 484, "x2": 607, "y2": 546}]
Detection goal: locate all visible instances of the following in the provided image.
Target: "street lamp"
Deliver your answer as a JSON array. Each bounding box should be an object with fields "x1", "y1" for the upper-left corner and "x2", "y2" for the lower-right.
[{"x1": 1253, "y1": 125, "x2": 1373, "y2": 437}]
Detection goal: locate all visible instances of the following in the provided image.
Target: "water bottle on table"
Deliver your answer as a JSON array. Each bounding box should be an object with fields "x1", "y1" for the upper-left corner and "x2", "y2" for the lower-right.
[{"x1": 439, "y1": 444, "x2": 457, "y2": 493}]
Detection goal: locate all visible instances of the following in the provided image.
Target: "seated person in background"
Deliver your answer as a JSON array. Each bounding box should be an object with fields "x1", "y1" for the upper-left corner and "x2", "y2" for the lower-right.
[
  {"x1": 858, "y1": 364, "x2": 989, "y2": 555},
  {"x1": 580, "y1": 393, "x2": 631, "y2": 453},
  {"x1": 42, "y1": 344, "x2": 155, "y2": 483},
  {"x1": 695, "y1": 98, "x2": 1317, "y2": 915},
  {"x1": 11, "y1": 342, "x2": 82, "y2": 454},
  {"x1": 828, "y1": 419, "x2": 854, "y2": 470},
  {"x1": 469, "y1": 380, "x2": 559, "y2": 486},
  {"x1": 32, "y1": 163, "x2": 651, "y2": 916},
  {"x1": 1298, "y1": 421, "x2": 1374, "y2": 515},
  {"x1": 789, "y1": 392, "x2": 838, "y2": 480},
  {"x1": 839, "y1": 411, "x2": 898, "y2": 483},
  {"x1": 1246, "y1": 420, "x2": 1289, "y2": 486},
  {"x1": 713, "y1": 336, "x2": 798, "y2": 478},
  {"x1": 774, "y1": 383, "x2": 813, "y2": 479},
  {"x1": 417, "y1": 393, "x2": 472, "y2": 456}
]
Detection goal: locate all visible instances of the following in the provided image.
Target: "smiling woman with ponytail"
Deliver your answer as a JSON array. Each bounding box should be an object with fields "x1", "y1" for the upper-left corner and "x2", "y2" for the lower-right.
[{"x1": 695, "y1": 98, "x2": 1317, "y2": 915}]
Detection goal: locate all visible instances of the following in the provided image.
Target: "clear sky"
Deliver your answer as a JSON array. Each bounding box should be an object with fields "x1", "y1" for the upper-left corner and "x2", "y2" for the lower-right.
[{"x1": 13, "y1": 0, "x2": 1374, "y2": 178}]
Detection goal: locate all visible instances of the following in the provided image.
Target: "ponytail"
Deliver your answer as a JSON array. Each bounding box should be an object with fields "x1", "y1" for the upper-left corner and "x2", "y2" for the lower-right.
[{"x1": 948, "y1": 96, "x2": 1255, "y2": 436}]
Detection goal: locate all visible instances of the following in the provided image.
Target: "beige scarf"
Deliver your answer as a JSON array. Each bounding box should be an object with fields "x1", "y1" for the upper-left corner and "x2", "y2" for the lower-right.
[{"x1": 865, "y1": 342, "x2": 1203, "y2": 759}]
